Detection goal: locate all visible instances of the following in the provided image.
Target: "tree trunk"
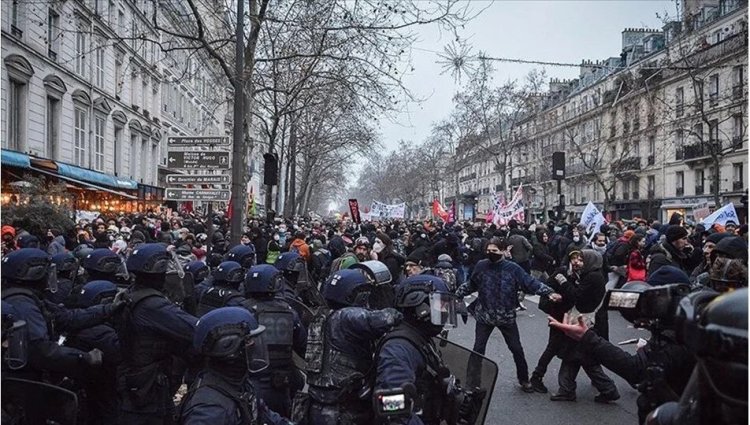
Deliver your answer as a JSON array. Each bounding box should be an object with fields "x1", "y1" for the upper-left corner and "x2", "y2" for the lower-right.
[
  {"x1": 285, "y1": 119, "x2": 298, "y2": 217},
  {"x1": 712, "y1": 157, "x2": 721, "y2": 208}
]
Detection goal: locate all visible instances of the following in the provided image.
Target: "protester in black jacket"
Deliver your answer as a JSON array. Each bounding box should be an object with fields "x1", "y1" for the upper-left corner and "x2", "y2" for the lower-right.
[
  {"x1": 550, "y1": 249, "x2": 619, "y2": 403},
  {"x1": 531, "y1": 230, "x2": 556, "y2": 280}
]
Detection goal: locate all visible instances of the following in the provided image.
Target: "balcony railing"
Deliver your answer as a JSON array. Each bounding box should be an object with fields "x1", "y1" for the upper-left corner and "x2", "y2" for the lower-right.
[
  {"x1": 695, "y1": 185, "x2": 704, "y2": 195},
  {"x1": 733, "y1": 85, "x2": 743, "y2": 100},
  {"x1": 611, "y1": 157, "x2": 641, "y2": 173},
  {"x1": 684, "y1": 142, "x2": 723, "y2": 159},
  {"x1": 676, "y1": 187, "x2": 684, "y2": 196},
  {"x1": 459, "y1": 172, "x2": 477, "y2": 183},
  {"x1": 733, "y1": 181, "x2": 744, "y2": 191},
  {"x1": 732, "y1": 136, "x2": 744, "y2": 149}
]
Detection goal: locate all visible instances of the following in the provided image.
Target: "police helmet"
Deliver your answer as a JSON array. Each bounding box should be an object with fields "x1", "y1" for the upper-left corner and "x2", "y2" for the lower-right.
[
  {"x1": 1, "y1": 248, "x2": 52, "y2": 283},
  {"x1": 126, "y1": 243, "x2": 171, "y2": 274},
  {"x1": 184, "y1": 261, "x2": 210, "y2": 284},
  {"x1": 224, "y1": 244, "x2": 257, "y2": 268},
  {"x1": 77, "y1": 280, "x2": 118, "y2": 308},
  {"x1": 83, "y1": 249, "x2": 122, "y2": 273},
  {"x1": 275, "y1": 251, "x2": 305, "y2": 273},
  {"x1": 193, "y1": 307, "x2": 268, "y2": 373},
  {"x1": 73, "y1": 245, "x2": 94, "y2": 262},
  {"x1": 244, "y1": 264, "x2": 284, "y2": 297},
  {"x1": 394, "y1": 274, "x2": 458, "y2": 328},
  {"x1": 51, "y1": 253, "x2": 78, "y2": 274},
  {"x1": 321, "y1": 269, "x2": 372, "y2": 308},
  {"x1": 213, "y1": 261, "x2": 245, "y2": 285}
]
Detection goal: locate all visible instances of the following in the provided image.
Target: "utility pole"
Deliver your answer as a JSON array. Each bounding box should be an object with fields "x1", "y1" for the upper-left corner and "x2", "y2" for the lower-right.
[{"x1": 229, "y1": 0, "x2": 246, "y2": 245}]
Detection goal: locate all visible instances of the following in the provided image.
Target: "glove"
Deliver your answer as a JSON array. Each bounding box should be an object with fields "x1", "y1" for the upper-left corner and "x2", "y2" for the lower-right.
[
  {"x1": 82, "y1": 348, "x2": 103, "y2": 366},
  {"x1": 383, "y1": 308, "x2": 403, "y2": 327},
  {"x1": 554, "y1": 274, "x2": 567, "y2": 285}
]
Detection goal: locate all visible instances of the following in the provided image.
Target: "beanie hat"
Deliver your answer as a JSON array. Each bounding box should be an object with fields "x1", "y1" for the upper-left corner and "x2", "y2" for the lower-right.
[
  {"x1": 647, "y1": 265, "x2": 691, "y2": 286},
  {"x1": 706, "y1": 232, "x2": 732, "y2": 245},
  {"x1": 1, "y1": 225, "x2": 16, "y2": 238},
  {"x1": 665, "y1": 225, "x2": 688, "y2": 243},
  {"x1": 714, "y1": 236, "x2": 748, "y2": 262},
  {"x1": 406, "y1": 247, "x2": 428, "y2": 265}
]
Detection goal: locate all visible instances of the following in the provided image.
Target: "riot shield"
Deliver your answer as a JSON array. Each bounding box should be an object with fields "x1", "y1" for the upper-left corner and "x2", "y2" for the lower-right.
[
  {"x1": 433, "y1": 337, "x2": 498, "y2": 425},
  {"x1": 2, "y1": 377, "x2": 78, "y2": 425}
]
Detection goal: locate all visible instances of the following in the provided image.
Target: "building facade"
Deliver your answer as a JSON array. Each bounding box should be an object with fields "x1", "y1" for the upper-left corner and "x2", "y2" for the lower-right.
[
  {"x1": 447, "y1": 0, "x2": 747, "y2": 224},
  {"x1": 1, "y1": 0, "x2": 239, "y2": 212}
]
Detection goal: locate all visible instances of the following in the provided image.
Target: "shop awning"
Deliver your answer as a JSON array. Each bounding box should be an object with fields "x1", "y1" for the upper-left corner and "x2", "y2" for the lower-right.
[
  {"x1": 30, "y1": 166, "x2": 137, "y2": 200},
  {"x1": 56, "y1": 163, "x2": 138, "y2": 190},
  {"x1": 1, "y1": 149, "x2": 31, "y2": 169}
]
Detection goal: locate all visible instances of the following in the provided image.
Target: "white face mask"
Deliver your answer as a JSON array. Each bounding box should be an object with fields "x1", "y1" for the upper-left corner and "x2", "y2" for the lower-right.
[
  {"x1": 573, "y1": 236, "x2": 580, "y2": 243},
  {"x1": 593, "y1": 244, "x2": 606, "y2": 253},
  {"x1": 373, "y1": 241, "x2": 384, "y2": 253}
]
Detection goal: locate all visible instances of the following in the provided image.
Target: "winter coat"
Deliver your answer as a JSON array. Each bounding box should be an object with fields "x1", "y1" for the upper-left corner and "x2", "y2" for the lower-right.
[
  {"x1": 507, "y1": 234, "x2": 533, "y2": 263},
  {"x1": 531, "y1": 241, "x2": 555, "y2": 274},
  {"x1": 626, "y1": 249, "x2": 647, "y2": 282},
  {"x1": 290, "y1": 238, "x2": 310, "y2": 262},
  {"x1": 456, "y1": 258, "x2": 553, "y2": 326},
  {"x1": 47, "y1": 235, "x2": 67, "y2": 256},
  {"x1": 647, "y1": 242, "x2": 690, "y2": 276}
]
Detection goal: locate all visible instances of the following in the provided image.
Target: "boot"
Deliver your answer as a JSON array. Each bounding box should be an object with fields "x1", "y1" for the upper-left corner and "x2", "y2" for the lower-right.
[{"x1": 530, "y1": 373, "x2": 548, "y2": 393}]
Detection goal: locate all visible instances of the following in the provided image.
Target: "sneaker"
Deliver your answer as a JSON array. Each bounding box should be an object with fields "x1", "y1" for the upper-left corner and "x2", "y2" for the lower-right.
[
  {"x1": 594, "y1": 392, "x2": 621, "y2": 404},
  {"x1": 519, "y1": 381, "x2": 534, "y2": 393},
  {"x1": 550, "y1": 393, "x2": 576, "y2": 401},
  {"x1": 530, "y1": 375, "x2": 548, "y2": 393}
]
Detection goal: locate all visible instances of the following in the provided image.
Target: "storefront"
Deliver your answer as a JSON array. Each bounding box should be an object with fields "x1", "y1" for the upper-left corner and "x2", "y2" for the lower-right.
[{"x1": 1, "y1": 149, "x2": 162, "y2": 215}]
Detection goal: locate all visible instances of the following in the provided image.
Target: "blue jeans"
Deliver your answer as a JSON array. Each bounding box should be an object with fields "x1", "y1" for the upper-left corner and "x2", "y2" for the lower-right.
[{"x1": 472, "y1": 321, "x2": 529, "y2": 383}]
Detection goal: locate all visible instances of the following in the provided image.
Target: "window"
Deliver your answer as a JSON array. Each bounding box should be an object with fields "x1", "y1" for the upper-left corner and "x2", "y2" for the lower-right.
[
  {"x1": 695, "y1": 169, "x2": 704, "y2": 195},
  {"x1": 733, "y1": 66, "x2": 744, "y2": 88},
  {"x1": 648, "y1": 176, "x2": 655, "y2": 198},
  {"x1": 130, "y1": 71, "x2": 138, "y2": 106},
  {"x1": 151, "y1": 143, "x2": 159, "y2": 184},
  {"x1": 709, "y1": 74, "x2": 719, "y2": 104},
  {"x1": 95, "y1": 40, "x2": 105, "y2": 88},
  {"x1": 47, "y1": 9, "x2": 60, "y2": 60},
  {"x1": 46, "y1": 96, "x2": 60, "y2": 159},
  {"x1": 75, "y1": 25, "x2": 87, "y2": 77},
  {"x1": 130, "y1": 134, "x2": 139, "y2": 178},
  {"x1": 694, "y1": 80, "x2": 704, "y2": 103},
  {"x1": 10, "y1": 0, "x2": 22, "y2": 36},
  {"x1": 733, "y1": 114, "x2": 744, "y2": 147},
  {"x1": 115, "y1": 51, "x2": 123, "y2": 98},
  {"x1": 622, "y1": 180, "x2": 630, "y2": 200},
  {"x1": 114, "y1": 125, "x2": 123, "y2": 175},
  {"x1": 7, "y1": 79, "x2": 25, "y2": 151},
  {"x1": 709, "y1": 120, "x2": 719, "y2": 143},
  {"x1": 141, "y1": 138, "x2": 149, "y2": 182},
  {"x1": 693, "y1": 123, "x2": 703, "y2": 143},
  {"x1": 118, "y1": 9, "x2": 124, "y2": 33},
  {"x1": 733, "y1": 163, "x2": 744, "y2": 190},
  {"x1": 142, "y1": 79, "x2": 148, "y2": 111},
  {"x1": 633, "y1": 139, "x2": 640, "y2": 157},
  {"x1": 713, "y1": 30, "x2": 723, "y2": 44},
  {"x1": 94, "y1": 116, "x2": 105, "y2": 171},
  {"x1": 648, "y1": 135, "x2": 655, "y2": 155},
  {"x1": 675, "y1": 87, "x2": 684, "y2": 116},
  {"x1": 107, "y1": 0, "x2": 115, "y2": 25},
  {"x1": 676, "y1": 171, "x2": 685, "y2": 195},
  {"x1": 675, "y1": 130, "x2": 685, "y2": 160},
  {"x1": 74, "y1": 107, "x2": 87, "y2": 166}
]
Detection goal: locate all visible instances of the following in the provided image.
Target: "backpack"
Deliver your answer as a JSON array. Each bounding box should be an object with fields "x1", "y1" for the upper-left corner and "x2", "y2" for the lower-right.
[{"x1": 433, "y1": 267, "x2": 458, "y2": 292}]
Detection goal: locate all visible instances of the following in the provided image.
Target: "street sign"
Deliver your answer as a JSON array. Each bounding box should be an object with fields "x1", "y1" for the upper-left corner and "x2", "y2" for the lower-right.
[
  {"x1": 165, "y1": 188, "x2": 231, "y2": 201},
  {"x1": 167, "y1": 151, "x2": 230, "y2": 169},
  {"x1": 166, "y1": 174, "x2": 230, "y2": 185},
  {"x1": 167, "y1": 136, "x2": 231, "y2": 147}
]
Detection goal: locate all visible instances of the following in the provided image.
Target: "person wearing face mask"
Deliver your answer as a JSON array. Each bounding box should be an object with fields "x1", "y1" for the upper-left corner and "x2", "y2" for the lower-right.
[
  {"x1": 371, "y1": 232, "x2": 404, "y2": 284},
  {"x1": 454, "y1": 237, "x2": 562, "y2": 392},
  {"x1": 277, "y1": 225, "x2": 288, "y2": 247},
  {"x1": 564, "y1": 229, "x2": 587, "y2": 261},
  {"x1": 266, "y1": 231, "x2": 282, "y2": 265}
]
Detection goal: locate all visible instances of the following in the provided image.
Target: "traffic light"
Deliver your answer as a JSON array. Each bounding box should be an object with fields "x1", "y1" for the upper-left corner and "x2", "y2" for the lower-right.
[{"x1": 263, "y1": 153, "x2": 278, "y2": 186}]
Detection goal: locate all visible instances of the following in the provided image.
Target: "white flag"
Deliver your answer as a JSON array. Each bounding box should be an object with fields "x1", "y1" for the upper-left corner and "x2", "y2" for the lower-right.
[{"x1": 702, "y1": 203, "x2": 739, "y2": 227}]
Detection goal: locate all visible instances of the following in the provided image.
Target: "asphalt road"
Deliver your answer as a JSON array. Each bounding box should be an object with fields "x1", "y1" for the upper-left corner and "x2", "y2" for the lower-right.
[{"x1": 445, "y1": 295, "x2": 651, "y2": 425}]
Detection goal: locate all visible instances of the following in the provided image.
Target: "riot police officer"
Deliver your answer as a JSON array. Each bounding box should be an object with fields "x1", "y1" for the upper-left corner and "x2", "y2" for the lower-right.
[
  {"x1": 1, "y1": 248, "x2": 110, "y2": 382},
  {"x1": 65, "y1": 280, "x2": 121, "y2": 425},
  {"x1": 178, "y1": 306, "x2": 291, "y2": 425},
  {"x1": 243, "y1": 264, "x2": 307, "y2": 416},
  {"x1": 115, "y1": 243, "x2": 199, "y2": 425},
  {"x1": 1, "y1": 300, "x2": 28, "y2": 371},
  {"x1": 275, "y1": 251, "x2": 326, "y2": 310},
  {"x1": 48, "y1": 253, "x2": 79, "y2": 305},
  {"x1": 196, "y1": 261, "x2": 246, "y2": 317},
  {"x1": 185, "y1": 261, "x2": 211, "y2": 303},
  {"x1": 646, "y1": 288, "x2": 748, "y2": 425},
  {"x1": 302, "y1": 269, "x2": 402, "y2": 425},
  {"x1": 373, "y1": 274, "x2": 464, "y2": 425},
  {"x1": 83, "y1": 248, "x2": 128, "y2": 286},
  {"x1": 224, "y1": 244, "x2": 257, "y2": 268}
]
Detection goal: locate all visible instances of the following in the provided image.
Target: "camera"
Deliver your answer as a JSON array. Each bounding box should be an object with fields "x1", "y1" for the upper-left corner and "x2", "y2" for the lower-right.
[{"x1": 605, "y1": 283, "x2": 691, "y2": 329}]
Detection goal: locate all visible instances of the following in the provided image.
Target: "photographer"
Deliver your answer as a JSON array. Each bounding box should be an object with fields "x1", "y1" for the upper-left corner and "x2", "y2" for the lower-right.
[{"x1": 547, "y1": 277, "x2": 713, "y2": 424}]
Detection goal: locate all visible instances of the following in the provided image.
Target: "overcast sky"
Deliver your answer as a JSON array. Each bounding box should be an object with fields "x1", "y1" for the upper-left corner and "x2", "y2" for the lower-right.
[{"x1": 375, "y1": 0, "x2": 677, "y2": 152}]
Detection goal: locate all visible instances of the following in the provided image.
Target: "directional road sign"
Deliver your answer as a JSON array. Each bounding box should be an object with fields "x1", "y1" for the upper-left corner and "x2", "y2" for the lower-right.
[
  {"x1": 167, "y1": 136, "x2": 231, "y2": 147},
  {"x1": 165, "y1": 188, "x2": 231, "y2": 201},
  {"x1": 167, "y1": 151, "x2": 230, "y2": 169},
  {"x1": 166, "y1": 174, "x2": 231, "y2": 185}
]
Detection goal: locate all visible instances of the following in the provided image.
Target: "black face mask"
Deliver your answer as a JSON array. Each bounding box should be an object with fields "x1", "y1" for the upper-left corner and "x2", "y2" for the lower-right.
[{"x1": 486, "y1": 252, "x2": 503, "y2": 263}]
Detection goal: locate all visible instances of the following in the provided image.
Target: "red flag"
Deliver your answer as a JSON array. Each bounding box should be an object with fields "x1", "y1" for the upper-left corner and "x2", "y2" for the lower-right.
[
  {"x1": 432, "y1": 199, "x2": 449, "y2": 221},
  {"x1": 448, "y1": 200, "x2": 456, "y2": 223}
]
